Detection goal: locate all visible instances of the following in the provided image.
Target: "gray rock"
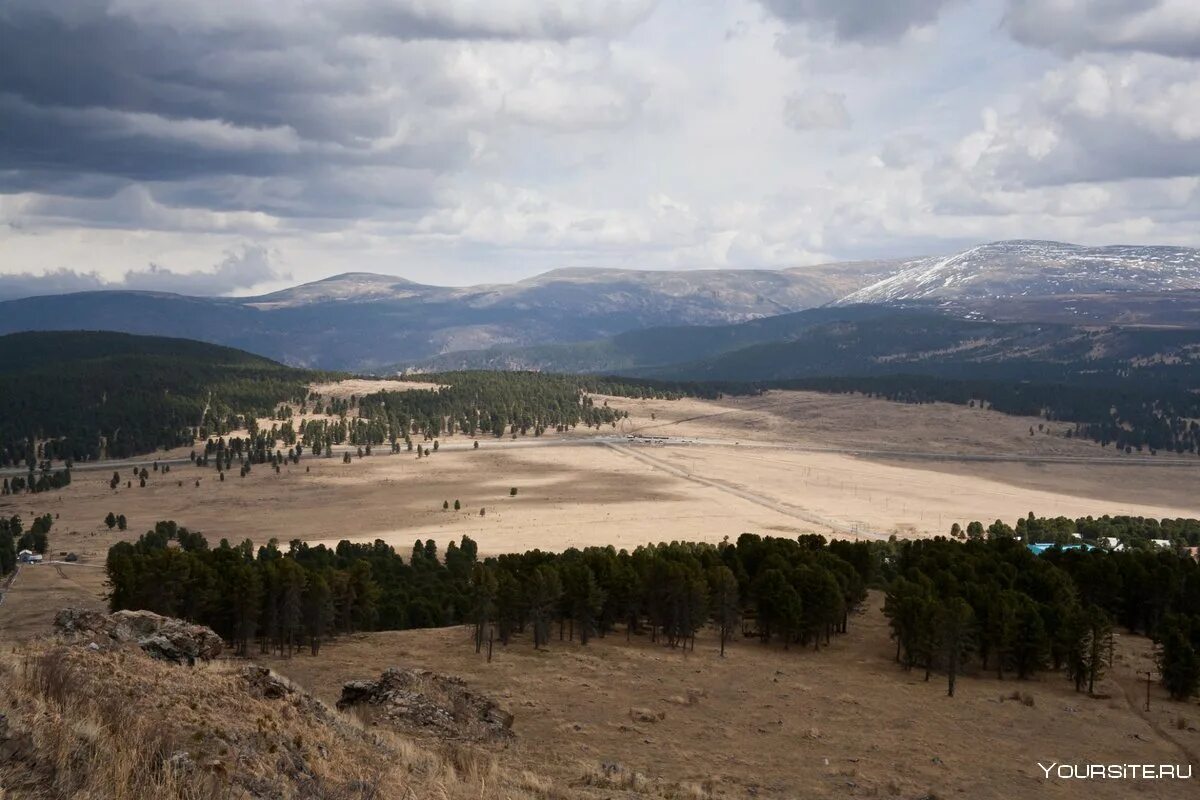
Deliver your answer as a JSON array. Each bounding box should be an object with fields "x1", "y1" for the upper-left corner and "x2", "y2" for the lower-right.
[
  {"x1": 53, "y1": 608, "x2": 223, "y2": 663},
  {"x1": 337, "y1": 667, "x2": 514, "y2": 741}
]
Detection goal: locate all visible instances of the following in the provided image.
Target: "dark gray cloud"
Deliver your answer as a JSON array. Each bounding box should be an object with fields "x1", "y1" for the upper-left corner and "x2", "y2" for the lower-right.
[
  {"x1": 0, "y1": 1, "x2": 653, "y2": 220},
  {"x1": 0, "y1": 245, "x2": 285, "y2": 300},
  {"x1": 1006, "y1": 0, "x2": 1200, "y2": 58},
  {"x1": 759, "y1": 0, "x2": 959, "y2": 42}
]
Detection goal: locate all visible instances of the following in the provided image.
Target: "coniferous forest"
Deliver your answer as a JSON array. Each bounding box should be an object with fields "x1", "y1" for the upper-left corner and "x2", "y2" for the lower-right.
[
  {"x1": 102, "y1": 515, "x2": 1200, "y2": 702},
  {"x1": 0, "y1": 332, "x2": 329, "y2": 466}
]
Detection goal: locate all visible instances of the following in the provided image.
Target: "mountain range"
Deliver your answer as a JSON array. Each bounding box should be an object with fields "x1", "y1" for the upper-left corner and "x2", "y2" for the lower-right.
[
  {"x1": 2, "y1": 239, "x2": 1199, "y2": 373},
  {"x1": 0, "y1": 261, "x2": 892, "y2": 370}
]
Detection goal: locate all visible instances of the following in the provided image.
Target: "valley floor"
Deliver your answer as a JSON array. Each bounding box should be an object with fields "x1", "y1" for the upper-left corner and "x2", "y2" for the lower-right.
[{"x1": 3, "y1": 388, "x2": 1199, "y2": 640}]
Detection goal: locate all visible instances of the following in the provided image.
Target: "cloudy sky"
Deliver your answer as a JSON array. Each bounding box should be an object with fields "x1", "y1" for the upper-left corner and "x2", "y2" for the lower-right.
[{"x1": 1, "y1": 0, "x2": 1198, "y2": 297}]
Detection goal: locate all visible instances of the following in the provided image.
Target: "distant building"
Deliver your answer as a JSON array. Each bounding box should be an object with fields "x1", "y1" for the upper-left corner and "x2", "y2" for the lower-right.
[
  {"x1": 1100, "y1": 537, "x2": 1125, "y2": 552},
  {"x1": 16, "y1": 549, "x2": 33, "y2": 563},
  {"x1": 1149, "y1": 539, "x2": 1172, "y2": 550},
  {"x1": 1184, "y1": 546, "x2": 1200, "y2": 563},
  {"x1": 1027, "y1": 542, "x2": 1096, "y2": 556}
]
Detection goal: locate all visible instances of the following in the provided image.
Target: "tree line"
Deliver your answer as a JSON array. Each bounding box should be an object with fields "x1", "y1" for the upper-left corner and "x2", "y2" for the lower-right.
[
  {"x1": 105, "y1": 524, "x2": 872, "y2": 661},
  {"x1": 884, "y1": 533, "x2": 1200, "y2": 700},
  {"x1": 1, "y1": 465, "x2": 72, "y2": 496},
  {"x1": 103, "y1": 514, "x2": 1200, "y2": 703}
]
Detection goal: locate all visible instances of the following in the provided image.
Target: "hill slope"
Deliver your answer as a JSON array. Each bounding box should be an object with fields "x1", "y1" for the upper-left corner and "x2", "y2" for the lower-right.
[
  {"x1": 637, "y1": 312, "x2": 1200, "y2": 384},
  {"x1": 413, "y1": 305, "x2": 906, "y2": 373},
  {"x1": 0, "y1": 331, "x2": 324, "y2": 465}
]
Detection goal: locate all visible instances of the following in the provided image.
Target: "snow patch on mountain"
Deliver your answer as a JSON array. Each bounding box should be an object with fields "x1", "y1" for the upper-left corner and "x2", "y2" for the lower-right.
[{"x1": 836, "y1": 240, "x2": 1200, "y2": 305}]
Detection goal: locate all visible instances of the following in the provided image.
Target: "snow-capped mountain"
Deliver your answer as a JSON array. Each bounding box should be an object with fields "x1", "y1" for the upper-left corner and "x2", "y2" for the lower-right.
[{"x1": 837, "y1": 240, "x2": 1200, "y2": 305}]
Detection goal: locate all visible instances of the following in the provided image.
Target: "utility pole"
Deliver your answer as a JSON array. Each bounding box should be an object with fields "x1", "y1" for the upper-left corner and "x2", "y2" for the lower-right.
[{"x1": 1140, "y1": 670, "x2": 1153, "y2": 712}]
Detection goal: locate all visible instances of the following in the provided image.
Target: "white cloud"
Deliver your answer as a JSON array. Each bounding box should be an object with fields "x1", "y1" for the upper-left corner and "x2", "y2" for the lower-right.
[{"x1": 783, "y1": 89, "x2": 851, "y2": 130}]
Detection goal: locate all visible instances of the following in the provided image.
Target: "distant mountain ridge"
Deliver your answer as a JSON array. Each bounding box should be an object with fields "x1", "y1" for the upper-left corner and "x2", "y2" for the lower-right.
[
  {"x1": 0, "y1": 262, "x2": 895, "y2": 369},
  {"x1": 3, "y1": 239, "x2": 1199, "y2": 371}
]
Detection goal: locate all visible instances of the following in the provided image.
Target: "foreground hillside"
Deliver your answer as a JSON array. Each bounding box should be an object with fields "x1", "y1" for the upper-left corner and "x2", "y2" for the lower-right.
[
  {"x1": 0, "y1": 632, "x2": 592, "y2": 799},
  {"x1": 3, "y1": 603, "x2": 1196, "y2": 799}
]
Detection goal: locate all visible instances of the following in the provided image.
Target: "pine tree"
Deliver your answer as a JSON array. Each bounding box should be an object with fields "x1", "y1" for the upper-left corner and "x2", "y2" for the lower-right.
[
  {"x1": 936, "y1": 598, "x2": 975, "y2": 697},
  {"x1": 470, "y1": 564, "x2": 498, "y2": 653},
  {"x1": 1156, "y1": 615, "x2": 1200, "y2": 701},
  {"x1": 529, "y1": 565, "x2": 562, "y2": 649},
  {"x1": 710, "y1": 566, "x2": 740, "y2": 657}
]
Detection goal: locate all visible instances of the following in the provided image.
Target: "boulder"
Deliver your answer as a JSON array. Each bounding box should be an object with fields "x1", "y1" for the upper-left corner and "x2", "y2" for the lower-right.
[
  {"x1": 54, "y1": 608, "x2": 223, "y2": 663},
  {"x1": 337, "y1": 667, "x2": 513, "y2": 741},
  {"x1": 241, "y1": 666, "x2": 294, "y2": 700}
]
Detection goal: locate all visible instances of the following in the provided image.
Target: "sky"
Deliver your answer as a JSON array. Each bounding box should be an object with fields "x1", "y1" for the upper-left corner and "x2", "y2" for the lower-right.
[{"x1": 1, "y1": 0, "x2": 1198, "y2": 297}]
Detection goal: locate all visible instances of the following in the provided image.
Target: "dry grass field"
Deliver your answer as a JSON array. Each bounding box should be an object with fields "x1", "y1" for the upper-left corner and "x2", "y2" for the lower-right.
[{"x1": 271, "y1": 592, "x2": 1199, "y2": 800}]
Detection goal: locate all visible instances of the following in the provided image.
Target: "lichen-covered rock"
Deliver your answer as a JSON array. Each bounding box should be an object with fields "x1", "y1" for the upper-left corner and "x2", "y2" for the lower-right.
[
  {"x1": 54, "y1": 608, "x2": 223, "y2": 663},
  {"x1": 337, "y1": 667, "x2": 514, "y2": 741}
]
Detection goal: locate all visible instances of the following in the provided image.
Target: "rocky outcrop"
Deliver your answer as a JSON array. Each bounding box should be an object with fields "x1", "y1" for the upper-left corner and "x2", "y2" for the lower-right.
[
  {"x1": 53, "y1": 608, "x2": 223, "y2": 664},
  {"x1": 337, "y1": 667, "x2": 514, "y2": 741}
]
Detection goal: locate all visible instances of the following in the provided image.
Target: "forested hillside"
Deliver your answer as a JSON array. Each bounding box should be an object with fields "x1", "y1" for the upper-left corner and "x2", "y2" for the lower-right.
[
  {"x1": 773, "y1": 374, "x2": 1200, "y2": 456},
  {"x1": 412, "y1": 305, "x2": 906, "y2": 373},
  {"x1": 422, "y1": 307, "x2": 1200, "y2": 456},
  {"x1": 0, "y1": 332, "x2": 328, "y2": 466}
]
